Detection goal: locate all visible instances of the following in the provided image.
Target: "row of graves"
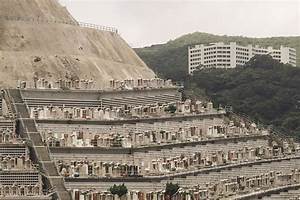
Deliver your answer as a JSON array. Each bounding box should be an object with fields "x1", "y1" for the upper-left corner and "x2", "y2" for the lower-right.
[
  {"x1": 108, "y1": 78, "x2": 175, "y2": 90},
  {"x1": 17, "y1": 78, "x2": 176, "y2": 91},
  {"x1": 0, "y1": 118, "x2": 50, "y2": 199},
  {"x1": 55, "y1": 143, "x2": 293, "y2": 178},
  {"x1": 18, "y1": 78, "x2": 96, "y2": 90},
  {"x1": 37, "y1": 116, "x2": 259, "y2": 148},
  {"x1": 71, "y1": 167, "x2": 300, "y2": 200},
  {"x1": 57, "y1": 161, "x2": 140, "y2": 178},
  {"x1": 0, "y1": 119, "x2": 19, "y2": 144},
  {"x1": 29, "y1": 99, "x2": 216, "y2": 120}
]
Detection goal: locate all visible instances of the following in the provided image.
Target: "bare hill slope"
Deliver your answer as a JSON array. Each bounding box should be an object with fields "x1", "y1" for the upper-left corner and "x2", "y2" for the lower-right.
[{"x1": 0, "y1": 0, "x2": 155, "y2": 88}]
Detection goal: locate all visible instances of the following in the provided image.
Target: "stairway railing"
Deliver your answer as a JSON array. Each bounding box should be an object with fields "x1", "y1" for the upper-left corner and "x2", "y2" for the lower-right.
[{"x1": 227, "y1": 106, "x2": 299, "y2": 142}]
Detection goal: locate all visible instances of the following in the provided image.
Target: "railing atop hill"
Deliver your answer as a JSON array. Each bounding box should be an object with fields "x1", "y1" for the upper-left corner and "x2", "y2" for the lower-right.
[
  {"x1": 78, "y1": 22, "x2": 118, "y2": 33},
  {"x1": 0, "y1": 16, "x2": 118, "y2": 34}
]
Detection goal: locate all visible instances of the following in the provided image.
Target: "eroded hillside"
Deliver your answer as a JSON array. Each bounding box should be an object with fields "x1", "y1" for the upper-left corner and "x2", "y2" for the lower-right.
[{"x1": 0, "y1": 0, "x2": 155, "y2": 88}]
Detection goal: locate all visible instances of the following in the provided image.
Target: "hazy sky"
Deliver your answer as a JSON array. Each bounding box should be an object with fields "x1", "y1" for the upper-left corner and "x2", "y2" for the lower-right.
[{"x1": 59, "y1": 0, "x2": 300, "y2": 47}]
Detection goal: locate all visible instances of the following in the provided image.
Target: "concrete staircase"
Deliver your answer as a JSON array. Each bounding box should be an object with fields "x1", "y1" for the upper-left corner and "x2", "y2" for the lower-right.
[{"x1": 4, "y1": 89, "x2": 72, "y2": 200}]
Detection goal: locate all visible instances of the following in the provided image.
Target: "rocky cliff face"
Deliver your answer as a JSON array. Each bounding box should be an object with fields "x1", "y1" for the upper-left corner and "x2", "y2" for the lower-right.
[{"x1": 0, "y1": 0, "x2": 155, "y2": 88}]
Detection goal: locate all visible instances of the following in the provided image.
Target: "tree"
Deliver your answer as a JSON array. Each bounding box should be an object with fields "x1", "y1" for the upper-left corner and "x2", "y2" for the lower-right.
[
  {"x1": 165, "y1": 182, "x2": 179, "y2": 197},
  {"x1": 165, "y1": 104, "x2": 177, "y2": 114},
  {"x1": 244, "y1": 54, "x2": 283, "y2": 69},
  {"x1": 186, "y1": 55, "x2": 300, "y2": 139},
  {"x1": 109, "y1": 184, "x2": 128, "y2": 197}
]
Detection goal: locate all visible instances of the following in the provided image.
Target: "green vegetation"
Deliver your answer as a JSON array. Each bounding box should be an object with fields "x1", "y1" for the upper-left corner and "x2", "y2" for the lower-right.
[
  {"x1": 187, "y1": 55, "x2": 300, "y2": 139},
  {"x1": 135, "y1": 32, "x2": 300, "y2": 81},
  {"x1": 109, "y1": 184, "x2": 128, "y2": 197},
  {"x1": 135, "y1": 32, "x2": 300, "y2": 138},
  {"x1": 165, "y1": 104, "x2": 177, "y2": 113},
  {"x1": 165, "y1": 182, "x2": 180, "y2": 197}
]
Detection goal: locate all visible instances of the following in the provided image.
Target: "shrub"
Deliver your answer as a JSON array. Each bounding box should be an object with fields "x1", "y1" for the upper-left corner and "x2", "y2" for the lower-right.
[
  {"x1": 165, "y1": 182, "x2": 179, "y2": 197},
  {"x1": 109, "y1": 184, "x2": 128, "y2": 197}
]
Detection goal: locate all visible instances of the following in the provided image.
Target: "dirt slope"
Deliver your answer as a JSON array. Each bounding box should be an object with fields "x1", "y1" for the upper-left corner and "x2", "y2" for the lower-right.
[{"x1": 0, "y1": 0, "x2": 155, "y2": 88}]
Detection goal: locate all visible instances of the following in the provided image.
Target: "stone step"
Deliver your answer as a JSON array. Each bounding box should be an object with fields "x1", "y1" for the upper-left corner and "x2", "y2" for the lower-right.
[
  {"x1": 35, "y1": 146, "x2": 51, "y2": 161},
  {"x1": 8, "y1": 89, "x2": 23, "y2": 104},
  {"x1": 28, "y1": 132, "x2": 44, "y2": 146},
  {"x1": 15, "y1": 103, "x2": 30, "y2": 118},
  {"x1": 42, "y1": 162, "x2": 60, "y2": 176}
]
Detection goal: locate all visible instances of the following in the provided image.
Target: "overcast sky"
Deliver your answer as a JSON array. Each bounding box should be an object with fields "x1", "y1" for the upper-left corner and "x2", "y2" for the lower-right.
[{"x1": 59, "y1": 0, "x2": 300, "y2": 47}]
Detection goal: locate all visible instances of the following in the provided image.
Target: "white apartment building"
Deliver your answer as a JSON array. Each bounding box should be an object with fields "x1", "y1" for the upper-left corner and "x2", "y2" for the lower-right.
[{"x1": 188, "y1": 42, "x2": 297, "y2": 74}]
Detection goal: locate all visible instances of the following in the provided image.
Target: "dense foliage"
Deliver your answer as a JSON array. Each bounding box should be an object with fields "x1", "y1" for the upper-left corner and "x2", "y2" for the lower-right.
[
  {"x1": 165, "y1": 182, "x2": 180, "y2": 197},
  {"x1": 135, "y1": 32, "x2": 300, "y2": 81},
  {"x1": 187, "y1": 55, "x2": 300, "y2": 138},
  {"x1": 165, "y1": 104, "x2": 177, "y2": 113},
  {"x1": 109, "y1": 184, "x2": 128, "y2": 197}
]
